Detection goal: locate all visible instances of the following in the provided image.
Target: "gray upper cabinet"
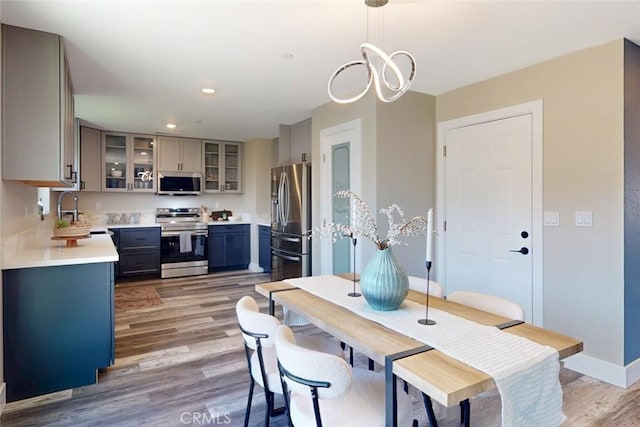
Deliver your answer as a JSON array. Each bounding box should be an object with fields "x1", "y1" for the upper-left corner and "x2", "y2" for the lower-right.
[
  {"x1": 79, "y1": 126, "x2": 102, "y2": 192},
  {"x1": 102, "y1": 132, "x2": 156, "y2": 192},
  {"x1": 278, "y1": 118, "x2": 311, "y2": 166},
  {"x1": 203, "y1": 140, "x2": 242, "y2": 193},
  {"x1": 290, "y1": 118, "x2": 311, "y2": 164},
  {"x1": 157, "y1": 136, "x2": 202, "y2": 173},
  {"x1": 2, "y1": 24, "x2": 76, "y2": 187}
]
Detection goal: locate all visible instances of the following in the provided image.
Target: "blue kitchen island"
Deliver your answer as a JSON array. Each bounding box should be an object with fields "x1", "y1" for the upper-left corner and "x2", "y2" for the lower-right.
[{"x1": 2, "y1": 230, "x2": 118, "y2": 402}]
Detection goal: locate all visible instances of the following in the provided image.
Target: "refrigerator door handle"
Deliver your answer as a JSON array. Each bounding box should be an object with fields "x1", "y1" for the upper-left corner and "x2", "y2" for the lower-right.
[
  {"x1": 277, "y1": 172, "x2": 286, "y2": 226},
  {"x1": 281, "y1": 171, "x2": 290, "y2": 226}
]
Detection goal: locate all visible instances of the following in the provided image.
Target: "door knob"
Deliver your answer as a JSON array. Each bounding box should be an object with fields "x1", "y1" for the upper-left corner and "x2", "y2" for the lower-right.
[{"x1": 510, "y1": 247, "x2": 529, "y2": 255}]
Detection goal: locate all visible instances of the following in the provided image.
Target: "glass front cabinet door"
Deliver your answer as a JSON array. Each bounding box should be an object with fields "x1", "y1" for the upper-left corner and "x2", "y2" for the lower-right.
[
  {"x1": 102, "y1": 132, "x2": 156, "y2": 192},
  {"x1": 203, "y1": 140, "x2": 242, "y2": 193}
]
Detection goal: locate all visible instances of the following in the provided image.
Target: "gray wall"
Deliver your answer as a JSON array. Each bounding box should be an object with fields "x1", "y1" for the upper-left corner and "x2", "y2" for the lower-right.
[
  {"x1": 310, "y1": 90, "x2": 436, "y2": 277},
  {"x1": 376, "y1": 91, "x2": 436, "y2": 277},
  {"x1": 624, "y1": 39, "x2": 640, "y2": 364}
]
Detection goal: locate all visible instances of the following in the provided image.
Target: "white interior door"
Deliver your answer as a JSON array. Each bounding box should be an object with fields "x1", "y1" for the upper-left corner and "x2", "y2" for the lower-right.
[
  {"x1": 438, "y1": 101, "x2": 542, "y2": 324},
  {"x1": 320, "y1": 119, "x2": 362, "y2": 275}
]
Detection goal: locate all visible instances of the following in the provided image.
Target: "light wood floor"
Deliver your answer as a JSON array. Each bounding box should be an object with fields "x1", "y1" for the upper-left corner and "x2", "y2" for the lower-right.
[{"x1": 2, "y1": 271, "x2": 640, "y2": 426}]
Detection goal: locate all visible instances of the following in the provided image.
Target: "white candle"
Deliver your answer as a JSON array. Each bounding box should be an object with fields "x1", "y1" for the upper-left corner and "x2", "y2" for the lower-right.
[{"x1": 426, "y1": 208, "x2": 433, "y2": 263}]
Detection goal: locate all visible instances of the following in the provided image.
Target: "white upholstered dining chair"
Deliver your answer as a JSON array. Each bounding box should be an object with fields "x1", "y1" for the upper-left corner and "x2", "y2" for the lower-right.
[
  {"x1": 447, "y1": 290, "x2": 525, "y2": 321},
  {"x1": 407, "y1": 276, "x2": 444, "y2": 298},
  {"x1": 439, "y1": 290, "x2": 526, "y2": 427},
  {"x1": 235, "y1": 296, "x2": 342, "y2": 427},
  {"x1": 274, "y1": 325, "x2": 417, "y2": 427}
]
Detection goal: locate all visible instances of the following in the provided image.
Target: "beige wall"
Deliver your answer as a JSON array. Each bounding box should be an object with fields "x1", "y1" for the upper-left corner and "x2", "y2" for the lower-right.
[
  {"x1": 377, "y1": 91, "x2": 436, "y2": 277},
  {"x1": 243, "y1": 138, "x2": 272, "y2": 269},
  {"x1": 437, "y1": 40, "x2": 625, "y2": 364}
]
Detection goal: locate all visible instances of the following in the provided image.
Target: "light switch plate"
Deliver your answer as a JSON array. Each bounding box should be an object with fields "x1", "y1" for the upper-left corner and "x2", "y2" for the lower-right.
[
  {"x1": 544, "y1": 211, "x2": 560, "y2": 226},
  {"x1": 575, "y1": 211, "x2": 593, "y2": 227}
]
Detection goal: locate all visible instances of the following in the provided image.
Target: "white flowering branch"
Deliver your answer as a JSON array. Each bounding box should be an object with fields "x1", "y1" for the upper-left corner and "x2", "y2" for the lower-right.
[{"x1": 311, "y1": 191, "x2": 428, "y2": 250}]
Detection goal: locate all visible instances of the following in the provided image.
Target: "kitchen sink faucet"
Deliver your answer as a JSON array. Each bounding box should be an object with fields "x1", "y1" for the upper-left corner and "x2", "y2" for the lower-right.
[{"x1": 57, "y1": 191, "x2": 79, "y2": 223}]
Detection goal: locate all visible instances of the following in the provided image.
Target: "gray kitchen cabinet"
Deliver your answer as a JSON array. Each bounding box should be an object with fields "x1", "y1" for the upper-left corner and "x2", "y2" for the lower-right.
[
  {"x1": 208, "y1": 224, "x2": 250, "y2": 271},
  {"x1": 278, "y1": 118, "x2": 311, "y2": 166},
  {"x1": 52, "y1": 118, "x2": 81, "y2": 191},
  {"x1": 277, "y1": 125, "x2": 291, "y2": 166},
  {"x1": 1, "y1": 24, "x2": 77, "y2": 187},
  {"x1": 110, "y1": 227, "x2": 161, "y2": 279},
  {"x1": 103, "y1": 132, "x2": 156, "y2": 192},
  {"x1": 290, "y1": 118, "x2": 312, "y2": 164},
  {"x1": 79, "y1": 126, "x2": 102, "y2": 191},
  {"x1": 157, "y1": 136, "x2": 202, "y2": 172},
  {"x1": 203, "y1": 140, "x2": 242, "y2": 193}
]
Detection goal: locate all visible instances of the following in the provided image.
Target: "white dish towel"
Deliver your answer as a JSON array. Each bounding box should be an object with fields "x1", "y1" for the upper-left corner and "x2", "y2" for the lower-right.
[{"x1": 179, "y1": 231, "x2": 192, "y2": 253}]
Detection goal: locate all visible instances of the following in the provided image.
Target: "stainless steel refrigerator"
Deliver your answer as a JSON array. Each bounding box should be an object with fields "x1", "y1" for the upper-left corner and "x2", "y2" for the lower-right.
[{"x1": 271, "y1": 163, "x2": 311, "y2": 281}]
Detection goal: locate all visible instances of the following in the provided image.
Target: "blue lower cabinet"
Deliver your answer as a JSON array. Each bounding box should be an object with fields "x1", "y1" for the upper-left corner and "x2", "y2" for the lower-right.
[
  {"x1": 259, "y1": 225, "x2": 271, "y2": 273},
  {"x1": 109, "y1": 227, "x2": 160, "y2": 280},
  {"x1": 208, "y1": 224, "x2": 250, "y2": 271},
  {"x1": 3, "y1": 262, "x2": 115, "y2": 402}
]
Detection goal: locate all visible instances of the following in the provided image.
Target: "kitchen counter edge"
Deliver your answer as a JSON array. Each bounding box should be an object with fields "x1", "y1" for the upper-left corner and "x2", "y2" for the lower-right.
[
  {"x1": 207, "y1": 221, "x2": 252, "y2": 226},
  {"x1": 2, "y1": 230, "x2": 118, "y2": 271}
]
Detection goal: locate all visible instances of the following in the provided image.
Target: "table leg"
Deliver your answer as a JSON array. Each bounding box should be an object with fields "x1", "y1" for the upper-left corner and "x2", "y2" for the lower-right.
[
  {"x1": 385, "y1": 357, "x2": 399, "y2": 427},
  {"x1": 385, "y1": 345, "x2": 433, "y2": 427},
  {"x1": 267, "y1": 288, "x2": 299, "y2": 317}
]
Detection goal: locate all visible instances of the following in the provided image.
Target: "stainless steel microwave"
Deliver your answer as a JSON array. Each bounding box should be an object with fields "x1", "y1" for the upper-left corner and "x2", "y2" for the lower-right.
[{"x1": 157, "y1": 171, "x2": 202, "y2": 196}]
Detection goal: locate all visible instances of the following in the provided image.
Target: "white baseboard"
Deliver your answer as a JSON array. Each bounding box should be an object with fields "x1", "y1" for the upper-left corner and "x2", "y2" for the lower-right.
[
  {"x1": 248, "y1": 262, "x2": 264, "y2": 273},
  {"x1": 0, "y1": 382, "x2": 6, "y2": 415},
  {"x1": 563, "y1": 353, "x2": 640, "y2": 388},
  {"x1": 625, "y1": 356, "x2": 640, "y2": 387}
]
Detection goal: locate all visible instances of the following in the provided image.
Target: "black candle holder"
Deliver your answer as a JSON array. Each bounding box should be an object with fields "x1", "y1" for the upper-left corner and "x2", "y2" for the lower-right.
[
  {"x1": 348, "y1": 233, "x2": 361, "y2": 297},
  {"x1": 418, "y1": 261, "x2": 436, "y2": 325}
]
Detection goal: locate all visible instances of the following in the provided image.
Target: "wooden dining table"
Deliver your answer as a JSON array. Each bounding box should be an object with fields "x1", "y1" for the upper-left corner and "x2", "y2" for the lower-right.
[{"x1": 255, "y1": 275, "x2": 583, "y2": 426}]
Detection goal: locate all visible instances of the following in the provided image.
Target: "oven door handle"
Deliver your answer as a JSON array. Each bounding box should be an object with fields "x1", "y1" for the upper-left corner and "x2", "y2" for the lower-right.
[{"x1": 161, "y1": 231, "x2": 208, "y2": 237}]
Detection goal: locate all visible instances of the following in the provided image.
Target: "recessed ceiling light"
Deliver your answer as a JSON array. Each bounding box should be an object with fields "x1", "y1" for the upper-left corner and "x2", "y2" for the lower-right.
[
  {"x1": 282, "y1": 53, "x2": 294, "y2": 59},
  {"x1": 140, "y1": 152, "x2": 147, "y2": 156},
  {"x1": 166, "y1": 123, "x2": 177, "y2": 129},
  {"x1": 201, "y1": 88, "x2": 215, "y2": 94}
]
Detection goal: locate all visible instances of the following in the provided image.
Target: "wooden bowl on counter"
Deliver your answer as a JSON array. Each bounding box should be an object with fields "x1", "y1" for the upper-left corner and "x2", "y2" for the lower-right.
[{"x1": 53, "y1": 225, "x2": 90, "y2": 238}]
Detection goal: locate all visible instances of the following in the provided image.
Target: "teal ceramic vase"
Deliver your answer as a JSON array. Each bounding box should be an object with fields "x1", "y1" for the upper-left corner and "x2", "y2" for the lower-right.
[{"x1": 360, "y1": 247, "x2": 409, "y2": 311}]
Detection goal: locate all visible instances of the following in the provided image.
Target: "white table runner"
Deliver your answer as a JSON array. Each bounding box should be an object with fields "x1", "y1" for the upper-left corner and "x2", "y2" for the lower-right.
[{"x1": 284, "y1": 275, "x2": 565, "y2": 427}]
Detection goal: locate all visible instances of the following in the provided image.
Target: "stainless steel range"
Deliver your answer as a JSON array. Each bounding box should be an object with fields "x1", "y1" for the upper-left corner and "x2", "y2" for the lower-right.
[{"x1": 156, "y1": 207, "x2": 208, "y2": 278}]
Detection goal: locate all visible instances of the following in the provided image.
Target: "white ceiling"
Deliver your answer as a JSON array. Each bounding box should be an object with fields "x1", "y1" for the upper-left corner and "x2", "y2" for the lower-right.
[{"x1": 3, "y1": 0, "x2": 640, "y2": 142}]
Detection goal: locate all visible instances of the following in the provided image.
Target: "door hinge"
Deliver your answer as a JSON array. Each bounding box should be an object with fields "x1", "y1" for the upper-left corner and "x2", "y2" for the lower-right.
[
  {"x1": 443, "y1": 220, "x2": 447, "y2": 231},
  {"x1": 323, "y1": 153, "x2": 326, "y2": 162},
  {"x1": 443, "y1": 145, "x2": 447, "y2": 157}
]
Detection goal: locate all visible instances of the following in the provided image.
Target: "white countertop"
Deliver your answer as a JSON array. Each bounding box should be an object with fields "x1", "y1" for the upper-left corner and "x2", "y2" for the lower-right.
[
  {"x1": 1, "y1": 218, "x2": 261, "y2": 270},
  {"x1": 104, "y1": 223, "x2": 161, "y2": 229},
  {"x1": 2, "y1": 228, "x2": 119, "y2": 270},
  {"x1": 207, "y1": 220, "x2": 251, "y2": 225}
]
